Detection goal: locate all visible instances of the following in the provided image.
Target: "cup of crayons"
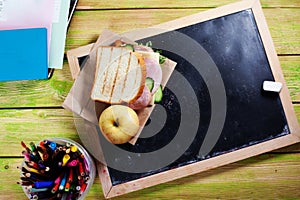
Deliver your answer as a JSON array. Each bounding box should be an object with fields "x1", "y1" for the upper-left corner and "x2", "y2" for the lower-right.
[{"x1": 18, "y1": 138, "x2": 96, "y2": 200}]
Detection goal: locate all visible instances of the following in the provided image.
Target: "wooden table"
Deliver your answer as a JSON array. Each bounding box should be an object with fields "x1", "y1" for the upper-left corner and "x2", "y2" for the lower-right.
[{"x1": 1, "y1": 0, "x2": 299, "y2": 199}]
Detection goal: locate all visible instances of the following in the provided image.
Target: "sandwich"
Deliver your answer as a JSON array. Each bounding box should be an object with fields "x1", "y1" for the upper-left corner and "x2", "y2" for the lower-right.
[{"x1": 91, "y1": 40, "x2": 164, "y2": 110}]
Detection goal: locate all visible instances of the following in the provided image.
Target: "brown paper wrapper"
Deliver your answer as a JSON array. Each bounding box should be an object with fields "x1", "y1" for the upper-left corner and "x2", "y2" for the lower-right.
[{"x1": 63, "y1": 30, "x2": 176, "y2": 149}]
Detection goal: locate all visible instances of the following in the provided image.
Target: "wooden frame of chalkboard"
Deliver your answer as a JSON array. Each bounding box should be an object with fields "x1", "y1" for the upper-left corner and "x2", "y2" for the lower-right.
[
  {"x1": 67, "y1": 43, "x2": 93, "y2": 80},
  {"x1": 66, "y1": 0, "x2": 300, "y2": 198}
]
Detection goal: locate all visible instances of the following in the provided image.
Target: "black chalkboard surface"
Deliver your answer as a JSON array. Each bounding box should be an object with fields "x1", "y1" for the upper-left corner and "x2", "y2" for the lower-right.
[
  {"x1": 65, "y1": 0, "x2": 300, "y2": 198},
  {"x1": 101, "y1": 8, "x2": 289, "y2": 186}
]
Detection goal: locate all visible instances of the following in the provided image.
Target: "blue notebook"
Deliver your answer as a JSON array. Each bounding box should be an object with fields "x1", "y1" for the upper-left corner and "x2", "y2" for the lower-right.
[{"x1": 0, "y1": 28, "x2": 48, "y2": 82}]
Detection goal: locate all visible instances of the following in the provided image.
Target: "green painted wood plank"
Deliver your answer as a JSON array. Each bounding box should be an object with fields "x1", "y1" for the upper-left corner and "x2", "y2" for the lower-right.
[
  {"x1": 281, "y1": 56, "x2": 300, "y2": 102},
  {"x1": 1, "y1": 153, "x2": 300, "y2": 199},
  {"x1": 66, "y1": 8, "x2": 300, "y2": 55},
  {"x1": 0, "y1": 105, "x2": 299, "y2": 156},
  {"x1": 76, "y1": 0, "x2": 300, "y2": 9},
  {"x1": 76, "y1": 0, "x2": 236, "y2": 9},
  {"x1": 0, "y1": 109, "x2": 79, "y2": 156}
]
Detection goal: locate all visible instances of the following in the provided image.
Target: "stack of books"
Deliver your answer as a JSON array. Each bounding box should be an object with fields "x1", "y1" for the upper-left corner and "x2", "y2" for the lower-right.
[{"x1": 0, "y1": 0, "x2": 78, "y2": 81}]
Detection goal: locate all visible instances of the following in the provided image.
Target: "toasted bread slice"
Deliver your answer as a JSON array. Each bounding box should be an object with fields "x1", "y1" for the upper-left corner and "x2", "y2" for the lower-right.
[{"x1": 91, "y1": 46, "x2": 146, "y2": 104}]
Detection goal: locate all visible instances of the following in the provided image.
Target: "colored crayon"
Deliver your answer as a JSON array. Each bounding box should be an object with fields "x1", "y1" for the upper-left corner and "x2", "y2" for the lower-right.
[
  {"x1": 28, "y1": 187, "x2": 49, "y2": 193},
  {"x1": 34, "y1": 181, "x2": 54, "y2": 189},
  {"x1": 18, "y1": 140, "x2": 93, "y2": 199},
  {"x1": 59, "y1": 173, "x2": 67, "y2": 191}
]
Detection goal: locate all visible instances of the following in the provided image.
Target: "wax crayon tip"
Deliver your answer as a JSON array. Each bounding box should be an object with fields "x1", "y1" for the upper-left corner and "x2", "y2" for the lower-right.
[
  {"x1": 29, "y1": 142, "x2": 37, "y2": 151},
  {"x1": 70, "y1": 145, "x2": 77, "y2": 153},
  {"x1": 66, "y1": 148, "x2": 71, "y2": 154},
  {"x1": 42, "y1": 152, "x2": 49, "y2": 161},
  {"x1": 79, "y1": 183, "x2": 87, "y2": 195},
  {"x1": 21, "y1": 141, "x2": 31, "y2": 153},
  {"x1": 78, "y1": 161, "x2": 85, "y2": 177},
  {"x1": 62, "y1": 154, "x2": 70, "y2": 167},
  {"x1": 64, "y1": 182, "x2": 70, "y2": 192},
  {"x1": 39, "y1": 141, "x2": 45, "y2": 146},
  {"x1": 21, "y1": 141, "x2": 27, "y2": 149},
  {"x1": 51, "y1": 183, "x2": 59, "y2": 194},
  {"x1": 66, "y1": 159, "x2": 78, "y2": 167},
  {"x1": 49, "y1": 142, "x2": 56, "y2": 151}
]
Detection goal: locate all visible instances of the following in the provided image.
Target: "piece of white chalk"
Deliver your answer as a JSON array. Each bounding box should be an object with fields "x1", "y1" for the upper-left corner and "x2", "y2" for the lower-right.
[{"x1": 263, "y1": 81, "x2": 282, "y2": 93}]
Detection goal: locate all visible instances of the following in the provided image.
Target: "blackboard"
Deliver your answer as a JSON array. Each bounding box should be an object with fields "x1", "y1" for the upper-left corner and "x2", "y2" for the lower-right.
[
  {"x1": 66, "y1": 0, "x2": 300, "y2": 198},
  {"x1": 103, "y1": 8, "x2": 289, "y2": 185}
]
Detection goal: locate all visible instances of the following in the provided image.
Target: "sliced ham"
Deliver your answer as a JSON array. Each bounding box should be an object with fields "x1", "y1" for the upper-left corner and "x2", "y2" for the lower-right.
[
  {"x1": 134, "y1": 45, "x2": 154, "y2": 52},
  {"x1": 125, "y1": 44, "x2": 163, "y2": 109},
  {"x1": 128, "y1": 86, "x2": 152, "y2": 110},
  {"x1": 134, "y1": 51, "x2": 162, "y2": 94}
]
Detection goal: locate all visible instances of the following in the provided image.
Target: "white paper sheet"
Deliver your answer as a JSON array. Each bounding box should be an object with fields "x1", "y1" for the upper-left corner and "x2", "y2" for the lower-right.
[
  {"x1": 0, "y1": 0, "x2": 7, "y2": 21},
  {"x1": 49, "y1": 0, "x2": 71, "y2": 69},
  {"x1": 0, "y1": 0, "x2": 54, "y2": 57}
]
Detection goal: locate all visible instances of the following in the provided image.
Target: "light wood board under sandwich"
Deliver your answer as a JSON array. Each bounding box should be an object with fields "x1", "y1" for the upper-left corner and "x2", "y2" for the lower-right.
[{"x1": 66, "y1": 30, "x2": 177, "y2": 145}]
